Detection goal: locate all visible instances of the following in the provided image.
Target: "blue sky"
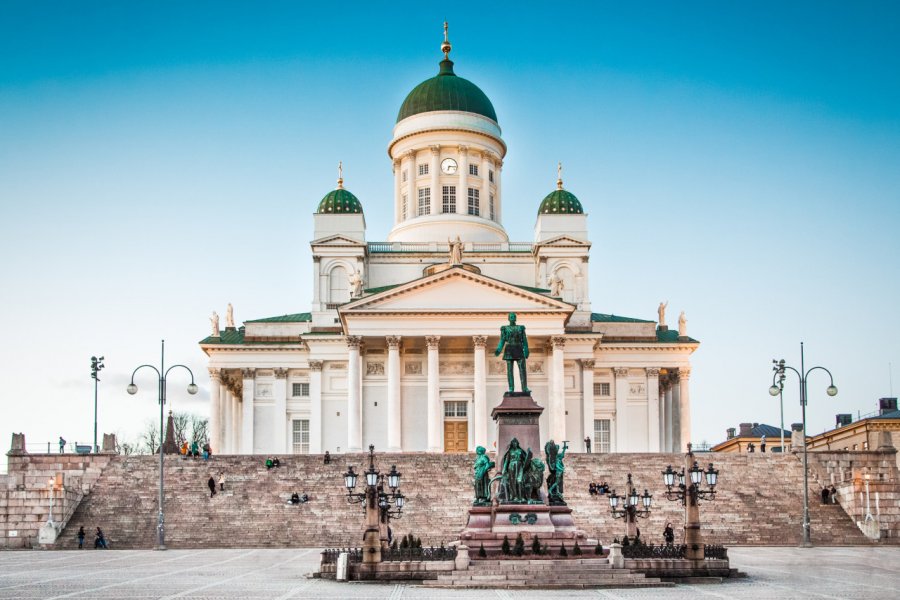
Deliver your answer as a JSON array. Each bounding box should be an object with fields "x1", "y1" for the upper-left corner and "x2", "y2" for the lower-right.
[{"x1": 1, "y1": 1, "x2": 899, "y2": 459}]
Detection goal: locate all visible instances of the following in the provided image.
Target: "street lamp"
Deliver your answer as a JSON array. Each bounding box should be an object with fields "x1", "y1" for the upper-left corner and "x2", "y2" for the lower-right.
[
  {"x1": 126, "y1": 339, "x2": 198, "y2": 550},
  {"x1": 91, "y1": 355, "x2": 105, "y2": 453},
  {"x1": 608, "y1": 473, "x2": 652, "y2": 539},
  {"x1": 662, "y1": 444, "x2": 718, "y2": 561},
  {"x1": 769, "y1": 342, "x2": 837, "y2": 547},
  {"x1": 47, "y1": 477, "x2": 55, "y2": 525},
  {"x1": 343, "y1": 445, "x2": 406, "y2": 563}
]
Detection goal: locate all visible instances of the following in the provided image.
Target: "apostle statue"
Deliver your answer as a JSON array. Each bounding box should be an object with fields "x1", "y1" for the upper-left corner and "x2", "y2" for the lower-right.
[
  {"x1": 657, "y1": 301, "x2": 668, "y2": 327},
  {"x1": 348, "y1": 269, "x2": 363, "y2": 298},
  {"x1": 500, "y1": 437, "x2": 531, "y2": 504},
  {"x1": 448, "y1": 236, "x2": 464, "y2": 265},
  {"x1": 472, "y1": 446, "x2": 495, "y2": 506},
  {"x1": 495, "y1": 313, "x2": 530, "y2": 393},
  {"x1": 210, "y1": 311, "x2": 220, "y2": 337},
  {"x1": 548, "y1": 272, "x2": 564, "y2": 297},
  {"x1": 226, "y1": 303, "x2": 235, "y2": 329},
  {"x1": 678, "y1": 310, "x2": 687, "y2": 337},
  {"x1": 545, "y1": 439, "x2": 568, "y2": 505}
]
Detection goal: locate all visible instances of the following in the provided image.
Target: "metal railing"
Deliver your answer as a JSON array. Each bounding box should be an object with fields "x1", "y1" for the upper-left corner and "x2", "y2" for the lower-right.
[
  {"x1": 703, "y1": 544, "x2": 728, "y2": 560},
  {"x1": 383, "y1": 545, "x2": 457, "y2": 561},
  {"x1": 23, "y1": 442, "x2": 91, "y2": 455},
  {"x1": 622, "y1": 543, "x2": 687, "y2": 559},
  {"x1": 367, "y1": 241, "x2": 533, "y2": 254},
  {"x1": 321, "y1": 548, "x2": 362, "y2": 564}
]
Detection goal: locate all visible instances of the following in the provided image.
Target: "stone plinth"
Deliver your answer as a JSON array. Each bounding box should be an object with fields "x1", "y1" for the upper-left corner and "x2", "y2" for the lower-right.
[
  {"x1": 491, "y1": 392, "x2": 544, "y2": 458},
  {"x1": 460, "y1": 503, "x2": 587, "y2": 554}
]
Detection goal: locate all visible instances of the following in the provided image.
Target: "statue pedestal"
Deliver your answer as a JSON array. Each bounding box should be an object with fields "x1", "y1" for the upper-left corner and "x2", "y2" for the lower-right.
[
  {"x1": 491, "y1": 392, "x2": 544, "y2": 459},
  {"x1": 460, "y1": 504, "x2": 587, "y2": 555}
]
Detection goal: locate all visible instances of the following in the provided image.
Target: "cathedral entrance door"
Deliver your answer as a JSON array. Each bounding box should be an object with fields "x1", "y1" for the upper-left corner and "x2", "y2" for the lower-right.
[{"x1": 443, "y1": 400, "x2": 469, "y2": 453}]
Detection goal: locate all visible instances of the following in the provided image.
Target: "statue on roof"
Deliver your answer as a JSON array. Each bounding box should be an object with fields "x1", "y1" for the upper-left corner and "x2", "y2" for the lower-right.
[
  {"x1": 448, "y1": 236, "x2": 464, "y2": 265},
  {"x1": 495, "y1": 313, "x2": 530, "y2": 393},
  {"x1": 210, "y1": 311, "x2": 220, "y2": 337},
  {"x1": 226, "y1": 303, "x2": 235, "y2": 329},
  {"x1": 658, "y1": 301, "x2": 668, "y2": 327},
  {"x1": 678, "y1": 311, "x2": 687, "y2": 337}
]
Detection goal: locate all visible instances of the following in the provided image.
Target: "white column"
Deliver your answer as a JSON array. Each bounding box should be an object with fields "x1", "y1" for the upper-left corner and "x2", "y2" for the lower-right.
[
  {"x1": 232, "y1": 389, "x2": 241, "y2": 453},
  {"x1": 241, "y1": 369, "x2": 255, "y2": 454},
  {"x1": 550, "y1": 336, "x2": 566, "y2": 442},
  {"x1": 672, "y1": 379, "x2": 682, "y2": 452},
  {"x1": 646, "y1": 368, "x2": 661, "y2": 452},
  {"x1": 222, "y1": 386, "x2": 232, "y2": 453},
  {"x1": 495, "y1": 156, "x2": 502, "y2": 223},
  {"x1": 274, "y1": 369, "x2": 287, "y2": 454},
  {"x1": 614, "y1": 368, "x2": 629, "y2": 452},
  {"x1": 430, "y1": 145, "x2": 440, "y2": 215},
  {"x1": 658, "y1": 378, "x2": 667, "y2": 452},
  {"x1": 386, "y1": 336, "x2": 402, "y2": 451},
  {"x1": 208, "y1": 369, "x2": 222, "y2": 454},
  {"x1": 665, "y1": 383, "x2": 675, "y2": 452},
  {"x1": 347, "y1": 336, "x2": 363, "y2": 452},
  {"x1": 580, "y1": 360, "x2": 595, "y2": 452},
  {"x1": 426, "y1": 335, "x2": 442, "y2": 452},
  {"x1": 678, "y1": 368, "x2": 692, "y2": 452},
  {"x1": 458, "y1": 145, "x2": 469, "y2": 213},
  {"x1": 473, "y1": 336, "x2": 488, "y2": 449},
  {"x1": 393, "y1": 159, "x2": 401, "y2": 224},
  {"x1": 405, "y1": 150, "x2": 415, "y2": 217},
  {"x1": 312, "y1": 257, "x2": 321, "y2": 311},
  {"x1": 309, "y1": 361, "x2": 323, "y2": 454},
  {"x1": 480, "y1": 154, "x2": 490, "y2": 219}
]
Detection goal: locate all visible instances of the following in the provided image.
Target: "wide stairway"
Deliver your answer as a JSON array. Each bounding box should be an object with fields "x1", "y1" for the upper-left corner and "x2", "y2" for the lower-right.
[
  {"x1": 56, "y1": 452, "x2": 870, "y2": 549},
  {"x1": 424, "y1": 557, "x2": 670, "y2": 589}
]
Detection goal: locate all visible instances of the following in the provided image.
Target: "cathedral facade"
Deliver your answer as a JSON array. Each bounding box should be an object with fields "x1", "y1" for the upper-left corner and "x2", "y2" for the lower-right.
[{"x1": 200, "y1": 29, "x2": 698, "y2": 456}]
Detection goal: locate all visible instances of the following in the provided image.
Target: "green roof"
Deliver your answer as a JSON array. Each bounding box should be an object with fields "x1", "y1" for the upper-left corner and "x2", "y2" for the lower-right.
[
  {"x1": 538, "y1": 188, "x2": 584, "y2": 215},
  {"x1": 200, "y1": 328, "x2": 245, "y2": 345},
  {"x1": 397, "y1": 59, "x2": 497, "y2": 123},
  {"x1": 591, "y1": 313, "x2": 654, "y2": 323},
  {"x1": 316, "y1": 188, "x2": 363, "y2": 214},
  {"x1": 363, "y1": 284, "x2": 401, "y2": 295},
  {"x1": 656, "y1": 328, "x2": 699, "y2": 343},
  {"x1": 245, "y1": 312, "x2": 312, "y2": 323}
]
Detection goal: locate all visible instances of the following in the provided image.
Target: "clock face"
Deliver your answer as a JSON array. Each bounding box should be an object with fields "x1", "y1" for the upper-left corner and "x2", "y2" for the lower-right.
[{"x1": 440, "y1": 158, "x2": 458, "y2": 175}]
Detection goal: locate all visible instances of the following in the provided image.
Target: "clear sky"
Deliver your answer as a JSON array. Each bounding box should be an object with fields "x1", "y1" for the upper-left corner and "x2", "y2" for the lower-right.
[{"x1": 2, "y1": 1, "x2": 899, "y2": 463}]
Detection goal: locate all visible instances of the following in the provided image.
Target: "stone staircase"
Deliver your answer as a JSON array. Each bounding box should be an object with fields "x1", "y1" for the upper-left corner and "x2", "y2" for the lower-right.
[
  {"x1": 423, "y1": 558, "x2": 670, "y2": 589},
  {"x1": 54, "y1": 452, "x2": 870, "y2": 549}
]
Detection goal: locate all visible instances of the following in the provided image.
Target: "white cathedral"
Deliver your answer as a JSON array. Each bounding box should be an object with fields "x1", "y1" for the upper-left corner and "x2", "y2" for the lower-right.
[{"x1": 200, "y1": 27, "x2": 698, "y2": 456}]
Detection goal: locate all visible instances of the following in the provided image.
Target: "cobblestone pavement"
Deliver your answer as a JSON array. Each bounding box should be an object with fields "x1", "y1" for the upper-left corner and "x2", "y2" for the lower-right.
[{"x1": 0, "y1": 547, "x2": 898, "y2": 599}]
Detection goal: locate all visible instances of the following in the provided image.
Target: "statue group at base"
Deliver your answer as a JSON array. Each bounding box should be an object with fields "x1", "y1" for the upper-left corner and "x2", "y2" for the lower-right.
[{"x1": 472, "y1": 437, "x2": 563, "y2": 506}]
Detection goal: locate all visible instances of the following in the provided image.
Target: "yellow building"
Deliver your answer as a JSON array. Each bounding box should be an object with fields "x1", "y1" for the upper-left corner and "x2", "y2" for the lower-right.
[{"x1": 711, "y1": 422, "x2": 792, "y2": 454}]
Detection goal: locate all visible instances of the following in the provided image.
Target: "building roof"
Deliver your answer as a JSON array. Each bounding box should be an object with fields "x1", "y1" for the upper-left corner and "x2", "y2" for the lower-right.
[
  {"x1": 245, "y1": 313, "x2": 312, "y2": 323},
  {"x1": 316, "y1": 188, "x2": 363, "y2": 214},
  {"x1": 655, "y1": 328, "x2": 700, "y2": 343},
  {"x1": 538, "y1": 188, "x2": 584, "y2": 215},
  {"x1": 397, "y1": 59, "x2": 497, "y2": 123},
  {"x1": 591, "y1": 312, "x2": 654, "y2": 324},
  {"x1": 872, "y1": 409, "x2": 900, "y2": 420},
  {"x1": 749, "y1": 424, "x2": 791, "y2": 438},
  {"x1": 200, "y1": 328, "x2": 245, "y2": 345}
]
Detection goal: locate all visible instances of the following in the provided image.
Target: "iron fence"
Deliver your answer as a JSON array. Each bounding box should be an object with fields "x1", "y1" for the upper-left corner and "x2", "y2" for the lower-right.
[
  {"x1": 622, "y1": 543, "x2": 687, "y2": 559},
  {"x1": 320, "y1": 548, "x2": 362, "y2": 564},
  {"x1": 383, "y1": 545, "x2": 457, "y2": 561},
  {"x1": 704, "y1": 544, "x2": 728, "y2": 560}
]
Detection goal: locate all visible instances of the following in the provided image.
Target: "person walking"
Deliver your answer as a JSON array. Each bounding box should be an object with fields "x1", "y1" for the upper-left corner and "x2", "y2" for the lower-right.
[
  {"x1": 207, "y1": 476, "x2": 216, "y2": 498},
  {"x1": 95, "y1": 527, "x2": 108, "y2": 549},
  {"x1": 821, "y1": 486, "x2": 830, "y2": 504},
  {"x1": 584, "y1": 436, "x2": 592, "y2": 453},
  {"x1": 829, "y1": 484, "x2": 838, "y2": 504},
  {"x1": 77, "y1": 526, "x2": 85, "y2": 549},
  {"x1": 218, "y1": 473, "x2": 225, "y2": 492},
  {"x1": 663, "y1": 522, "x2": 675, "y2": 545},
  {"x1": 760, "y1": 435, "x2": 767, "y2": 453},
  {"x1": 58, "y1": 437, "x2": 66, "y2": 453}
]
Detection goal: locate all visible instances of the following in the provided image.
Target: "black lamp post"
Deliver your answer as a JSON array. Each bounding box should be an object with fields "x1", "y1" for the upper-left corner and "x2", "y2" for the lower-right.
[
  {"x1": 608, "y1": 473, "x2": 652, "y2": 539},
  {"x1": 343, "y1": 445, "x2": 406, "y2": 563},
  {"x1": 90, "y1": 355, "x2": 105, "y2": 453},
  {"x1": 769, "y1": 342, "x2": 837, "y2": 547},
  {"x1": 125, "y1": 340, "x2": 198, "y2": 550},
  {"x1": 662, "y1": 444, "x2": 718, "y2": 561}
]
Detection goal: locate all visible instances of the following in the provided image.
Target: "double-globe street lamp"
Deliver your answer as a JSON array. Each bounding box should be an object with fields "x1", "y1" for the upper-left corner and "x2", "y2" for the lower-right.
[
  {"x1": 661, "y1": 445, "x2": 719, "y2": 561},
  {"x1": 608, "y1": 473, "x2": 652, "y2": 539},
  {"x1": 344, "y1": 444, "x2": 406, "y2": 564},
  {"x1": 91, "y1": 355, "x2": 105, "y2": 453},
  {"x1": 769, "y1": 342, "x2": 837, "y2": 547},
  {"x1": 126, "y1": 340, "x2": 198, "y2": 550}
]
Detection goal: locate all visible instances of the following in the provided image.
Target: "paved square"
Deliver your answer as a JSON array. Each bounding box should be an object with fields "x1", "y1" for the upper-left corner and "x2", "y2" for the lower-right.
[{"x1": 0, "y1": 547, "x2": 898, "y2": 599}]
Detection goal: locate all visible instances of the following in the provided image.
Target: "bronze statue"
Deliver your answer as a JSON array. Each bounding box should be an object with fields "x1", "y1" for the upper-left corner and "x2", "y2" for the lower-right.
[
  {"x1": 545, "y1": 439, "x2": 568, "y2": 505},
  {"x1": 523, "y1": 457, "x2": 545, "y2": 504},
  {"x1": 495, "y1": 313, "x2": 530, "y2": 393},
  {"x1": 473, "y1": 446, "x2": 495, "y2": 506},
  {"x1": 500, "y1": 437, "x2": 532, "y2": 504}
]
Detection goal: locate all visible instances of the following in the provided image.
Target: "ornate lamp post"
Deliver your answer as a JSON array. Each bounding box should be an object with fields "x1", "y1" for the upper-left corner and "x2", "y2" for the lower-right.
[
  {"x1": 662, "y1": 444, "x2": 718, "y2": 561},
  {"x1": 769, "y1": 342, "x2": 837, "y2": 547},
  {"x1": 608, "y1": 473, "x2": 652, "y2": 539},
  {"x1": 90, "y1": 355, "x2": 105, "y2": 453},
  {"x1": 343, "y1": 445, "x2": 406, "y2": 564},
  {"x1": 126, "y1": 340, "x2": 198, "y2": 550}
]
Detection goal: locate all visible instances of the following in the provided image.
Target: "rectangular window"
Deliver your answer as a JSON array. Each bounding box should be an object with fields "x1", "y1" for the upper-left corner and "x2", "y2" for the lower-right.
[
  {"x1": 467, "y1": 188, "x2": 480, "y2": 216},
  {"x1": 418, "y1": 163, "x2": 429, "y2": 176},
  {"x1": 292, "y1": 420, "x2": 310, "y2": 454},
  {"x1": 444, "y1": 401, "x2": 468, "y2": 418},
  {"x1": 489, "y1": 193, "x2": 495, "y2": 220},
  {"x1": 292, "y1": 382, "x2": 310, "y2": 397},
  {"x1": 442, "y1": 185, "x2": 456, "y2": 213},
  {"x1": 593, "y1": 382, "x2": 611, "y2": 396},
  {"x1": 469, "y1": 164, "x2": 479, "y2": 176},
  {"x1": 401, "y1": 194, "x2": 408, "y2": 220},
  {"x1": 417, "y1": 187, "x2": 431, "y2": 216},
  {"x1": 489, "y1": 170, "x2": 494, "y2": 183},
  {"x1": 593, "y1": 419, "x2": 611, "y2": 453}
]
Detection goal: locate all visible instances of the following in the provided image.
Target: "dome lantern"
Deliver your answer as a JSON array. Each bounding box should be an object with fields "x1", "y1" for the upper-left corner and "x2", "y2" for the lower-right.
[
  {"x1": 538, "y1": 163, "x2": 584, "y2": 215},
  {"x1": 316, "y1": 162, "x2": 363, "y2": 214}
]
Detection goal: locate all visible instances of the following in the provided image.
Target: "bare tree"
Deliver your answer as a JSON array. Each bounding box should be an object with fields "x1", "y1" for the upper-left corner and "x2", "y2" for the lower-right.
[
  {"x1": 191, "y1": 417, "x2": 209, "y2": 446},
  {"x1": 137, "y1": 412, "x2": 209, "y2": 452},
  {"x1": 141, "y1": 419, "x2": 160, "y2": 454}
]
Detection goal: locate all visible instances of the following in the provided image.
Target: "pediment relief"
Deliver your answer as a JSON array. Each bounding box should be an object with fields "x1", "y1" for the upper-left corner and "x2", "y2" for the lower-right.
[
  {"x1": 310, "y1": 234, "x2": 366, "y2": 246},
  {"x1": 535, "y1": 234, "x2": 591, "y2": 247}
]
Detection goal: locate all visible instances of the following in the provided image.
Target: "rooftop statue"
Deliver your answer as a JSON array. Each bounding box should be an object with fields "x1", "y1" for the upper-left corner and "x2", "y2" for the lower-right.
[
  {"x1": 500, "y1": 437, "x2": 532, "y2": 504},
  {"x1": 658, "y1": 301, "x2": 668, "y2": 327},
  {"x1": 472, "y1": 446, "x2": 495, "y2": 506},
  {"x1": 226, "y1": 303, "x2": 235, "y2": 329},
  {"x1": 679, "y1": 310, "x2": 687, "y2": 337},
  {"x1": 210, "y1": 311, "x2": 220, "y2": 337},
  {"x1": 545, "y1": 439, "x2": 568, "y2": 505},
  {"x1": 495, "y1": 313, "x2": 530, "y2": 393}
]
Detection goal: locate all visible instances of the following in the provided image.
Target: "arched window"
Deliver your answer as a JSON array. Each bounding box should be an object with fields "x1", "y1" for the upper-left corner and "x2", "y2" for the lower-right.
[{"x1": 329, "y1": 266, "x2": 350, "y2": 304}]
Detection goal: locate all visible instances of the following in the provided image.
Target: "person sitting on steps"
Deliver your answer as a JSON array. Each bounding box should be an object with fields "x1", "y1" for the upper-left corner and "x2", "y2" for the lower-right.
[
  {"x1": 323, "y1": 451, "x2": 331, "y2": 465},
  {"x1": 265, "y1": 457, "x2": 274, "y2": 469},
  {"x1": 272, "y1": 457, "x2": 281, "y2": 468},
  {"x1": 289, "y1": 492, "x2": 309, "y2": 505}
]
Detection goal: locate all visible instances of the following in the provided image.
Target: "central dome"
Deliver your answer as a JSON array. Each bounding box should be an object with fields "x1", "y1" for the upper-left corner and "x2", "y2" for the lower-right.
[{"x1": 397, "y1": 59, "x2": 497, "y2": 123}]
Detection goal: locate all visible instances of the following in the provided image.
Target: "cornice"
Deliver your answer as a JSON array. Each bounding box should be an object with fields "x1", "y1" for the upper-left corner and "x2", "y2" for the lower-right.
[{"x1": 388, "y1": 127, "x2": 507, "y2": 158}]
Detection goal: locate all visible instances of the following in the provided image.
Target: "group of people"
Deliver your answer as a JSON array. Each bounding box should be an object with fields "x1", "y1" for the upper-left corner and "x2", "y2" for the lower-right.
[
  {"x1": 747, "y1": 435, "x2": 767, "y2": 453},
  {"x1": 181, "y1": 441, "x2": 212, "y2": 459},
  {"x1": 289, "y1": 492, "x2": 309, "y2": 505},
  {"x1": 76, "y1": 526, "x2": 108, "y2": 549},
  {"x1": 206, "y1": 474, "x2": 226, "y2": 497},
  {"x1": 265, "y1": 457, "x2": 281, "y2": 469},
  {"x1": 588, "y1": 481, "x2": 610, "y2": 495},
  {"x1": 821, "y1": 484, "x2": 838, "y2": 504}
]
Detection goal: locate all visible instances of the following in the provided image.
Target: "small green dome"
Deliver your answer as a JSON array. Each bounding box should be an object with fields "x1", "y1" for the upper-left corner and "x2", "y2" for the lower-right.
[
  {"x1": 397, "y1": 59, "x2": 497, "y2": 123},
  {"x1": 317, "y1": 188, "x2": 363, "y2": 214},
  {"x1": 538, "y1": 188, "x2": 583, "y2": 215}
]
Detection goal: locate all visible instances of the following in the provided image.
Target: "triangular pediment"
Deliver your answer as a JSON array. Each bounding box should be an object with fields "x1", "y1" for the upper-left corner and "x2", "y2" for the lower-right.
[
  {"x1": 310, "y1": 234, "x2": 366, "y2": 246},
  {"x1": 535, "y1": 234, "x2": 591, "y2": 247},
  {"x1": 341, "y1": 268, "x2": 574, "y2": 314}
]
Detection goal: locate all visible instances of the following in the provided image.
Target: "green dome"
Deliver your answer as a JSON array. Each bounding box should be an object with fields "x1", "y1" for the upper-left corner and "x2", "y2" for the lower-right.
[
  {"x1": 538, "y1": 188, "x2": 583, "y2": 215},
  {"x1": 397, "y1": 59, "x2": 497, "y2": 123},
  {"x1": 316, "y1": 188, "x2": 363, "y2": 214}
]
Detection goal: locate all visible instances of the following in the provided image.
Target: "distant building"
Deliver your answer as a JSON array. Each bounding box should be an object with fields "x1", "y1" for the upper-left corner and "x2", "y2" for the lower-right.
[
  {"x1": 711, "y1": 422, "x2": 792, "y2": 453},
  {"x1": 807, "y1": 398, "x2": 900, "y2": 454}
]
